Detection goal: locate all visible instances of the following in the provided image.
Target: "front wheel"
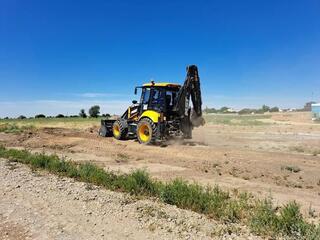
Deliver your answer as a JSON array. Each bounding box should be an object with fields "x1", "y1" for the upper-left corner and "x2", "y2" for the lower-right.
[
  {"x1": 136, "y1": 118, "x2": 157, "y2": 144},
  {"x1": 112, "y1": 120, "x2": 128, "y2": 140}
]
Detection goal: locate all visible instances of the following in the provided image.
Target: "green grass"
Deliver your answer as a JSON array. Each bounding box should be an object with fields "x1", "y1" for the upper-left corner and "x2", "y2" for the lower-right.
[
  {"x1": 291, "y1": 146, "x2": 306, "y2": 153},
  {"x1": 204, "y1": 114, "x2": 272, "y2": 126},
  {"x1": 290, "y1": 146, "x2": 320, "y2": 156},
  {"x1": 1, "y1": 114, "x2": 272, "y2": 128},
  {"x1": 0, "y1": 145, "x2": 319, "y2": 239},
  {"x1": 0, "y1": 123, "x2": 35, "y2": 134},
  {"x1": 0, "y1": 117, "x2": 102, "y2": 130},
  {"x1": 250, "y1": 199, "x2": 320, "y2": 239},
  {"x1": 281, "y1": 165, "x2": 302, "y2": 173},
  {"x1": 312, "y1": 150, "x2": 320, "y2": 156}
]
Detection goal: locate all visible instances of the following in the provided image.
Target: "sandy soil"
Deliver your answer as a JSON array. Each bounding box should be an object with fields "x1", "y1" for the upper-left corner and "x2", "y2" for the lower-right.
[{"x1": 1, "y1": 112, "x2": 320, "y2": 219}]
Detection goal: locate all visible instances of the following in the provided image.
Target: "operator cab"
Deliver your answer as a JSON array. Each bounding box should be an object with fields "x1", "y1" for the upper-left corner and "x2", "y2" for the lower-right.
[{"x1": 135, "y1": 82, "x2": 180, "y2": 115}]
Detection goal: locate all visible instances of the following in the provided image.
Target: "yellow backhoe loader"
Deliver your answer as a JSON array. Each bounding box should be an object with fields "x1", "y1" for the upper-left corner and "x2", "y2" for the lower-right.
[{"x1": 99, "y1": 65, "x2": 204, "y2": 144}]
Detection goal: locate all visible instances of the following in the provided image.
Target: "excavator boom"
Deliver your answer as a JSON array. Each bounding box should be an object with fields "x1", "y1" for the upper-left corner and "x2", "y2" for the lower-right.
[{"x1": 173, "y1": 65, "x2": 204, "y2": 127}]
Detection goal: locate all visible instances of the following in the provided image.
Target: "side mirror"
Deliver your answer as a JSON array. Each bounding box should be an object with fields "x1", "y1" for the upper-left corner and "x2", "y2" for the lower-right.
[
  {"x1": 132, "y1": 100, "x2": 138, "y2": 104},
  {"x1": 134, "y1": 87, "x2": 137, "y2": 95}
]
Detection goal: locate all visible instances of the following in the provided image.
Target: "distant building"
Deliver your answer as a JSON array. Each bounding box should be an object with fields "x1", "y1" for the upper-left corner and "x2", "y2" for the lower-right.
[
  {"x1": 311, "y1": 103, "x2": 320, "y2": 120},
  {"x1": 304, "y1": 101, "x2": 316, "y2": 111}
]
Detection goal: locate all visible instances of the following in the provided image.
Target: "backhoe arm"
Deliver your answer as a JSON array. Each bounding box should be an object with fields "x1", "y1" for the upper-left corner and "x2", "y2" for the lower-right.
[{"x1": 173, "y1": 65, "x2": 204, "y2": 127}]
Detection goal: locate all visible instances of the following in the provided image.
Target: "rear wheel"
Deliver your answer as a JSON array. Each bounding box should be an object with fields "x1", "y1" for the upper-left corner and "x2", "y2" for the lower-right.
[
  {"x1": 112, "y1": 120, "x2": 128, "y2": 140},
  {"x1": 137, "y1": 118, "x2": 157, "y2": 144}
]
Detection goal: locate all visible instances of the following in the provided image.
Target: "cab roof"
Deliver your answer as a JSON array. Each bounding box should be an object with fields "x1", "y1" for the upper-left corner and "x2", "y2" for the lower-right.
[{"x1": 142, "y1": 82, "x2": 180, "y2": 88}]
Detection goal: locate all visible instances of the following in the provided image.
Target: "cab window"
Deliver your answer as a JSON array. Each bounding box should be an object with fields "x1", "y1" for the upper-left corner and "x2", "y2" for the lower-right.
[
  {"x1": 150, "y1": 88, "x2": 165, "y2": 111},
  {"x1": 165, "y1": 90, "x2": 177, "y2": 111},
  {"x1": 141, "y1": 88, "x2": 151, "y2": 105}
]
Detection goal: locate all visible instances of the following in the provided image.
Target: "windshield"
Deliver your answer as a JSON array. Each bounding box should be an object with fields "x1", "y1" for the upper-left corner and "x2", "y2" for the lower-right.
[
  {"x1": 150, "y1": 88, "x2": 166, "y2": 111},
  {"x1": 165, "y1": 90, "x2": 177, "y2": 108},
  {"x1": 140, "y1": 87, "x2": 178, "y2": 112},
  {"x1": 142, "y1": 88, "x2": 150, "y2": 105}
]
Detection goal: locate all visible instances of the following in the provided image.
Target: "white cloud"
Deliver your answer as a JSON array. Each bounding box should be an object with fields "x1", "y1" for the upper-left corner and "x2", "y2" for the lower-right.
[
  {"x1": 76, "y1": 93, "x2": 125, "y2": 98},
  {"x1": 0, "y1": 100, "x2": 131, "y2": 118}
]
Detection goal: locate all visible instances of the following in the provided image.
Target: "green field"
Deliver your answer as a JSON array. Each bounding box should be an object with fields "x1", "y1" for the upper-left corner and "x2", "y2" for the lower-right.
[
  {"x1": 0, "y1": 114, "x2": 274, "y2": 132},
  {"x1": 204, "y1": 114, "x2": 272, "y2": 126},
  {"x1": 0, "y1": 117, "x2": 103, "y2": 130}
]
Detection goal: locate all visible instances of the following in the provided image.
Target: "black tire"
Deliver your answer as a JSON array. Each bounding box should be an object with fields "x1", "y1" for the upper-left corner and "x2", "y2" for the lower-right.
[
  {"x1": 112, "y1": 119, "x2": 128, "y2": 140},
  {"x1": 137, "y1": 118, "x2": 157, "y2": 144}
]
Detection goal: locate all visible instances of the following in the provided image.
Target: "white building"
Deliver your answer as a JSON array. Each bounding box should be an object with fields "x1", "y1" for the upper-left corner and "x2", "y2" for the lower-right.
[{"x1": 311, "y1": 103, "x2": 320, "y2": 120}]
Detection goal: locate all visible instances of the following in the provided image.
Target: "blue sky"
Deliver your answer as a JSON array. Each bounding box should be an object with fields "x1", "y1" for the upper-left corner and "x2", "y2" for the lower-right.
[{"x1": 0, "y1": 0, "x2": 319, "y2": 117}]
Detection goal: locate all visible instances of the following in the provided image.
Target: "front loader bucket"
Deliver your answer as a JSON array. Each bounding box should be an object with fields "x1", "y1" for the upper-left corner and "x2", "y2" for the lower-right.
[{"x1": 99, "y1": 119, "x2": 116, "y2": 137}]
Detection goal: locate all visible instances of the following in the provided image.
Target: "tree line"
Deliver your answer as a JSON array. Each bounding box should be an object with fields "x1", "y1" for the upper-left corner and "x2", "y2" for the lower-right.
[
  {"x1": 78, "y1": 105, "x2": 111, "y2": 118},
  {"x1": 1, "y1": 105, "x2": 111, "y2": 120},
  {"x1": 204, "y1": 105, "x2": 280, "y2": 114}
]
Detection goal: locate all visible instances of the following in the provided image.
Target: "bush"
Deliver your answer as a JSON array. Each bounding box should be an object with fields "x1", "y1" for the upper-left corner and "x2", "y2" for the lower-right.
[
  {"x1": 160, "y1": 179, "x2": 231, "y2": 219},
  {"x1": 0, "y1": 124, "x2": 21, "y2": 134},
  {"x1": 89, "y1": 105, "x2": 100, "y2": 118},
  {"x1": 56, "y1": 114, "x2": 65, "y2": 118},
  {"x1": 250, "y1": 199, "x2": 278, "y2": 236},
  {"x1": 238, "y1": 108, "x2": 255, "y2": 115},
  {"x1": 78, "y1": 162, "x2": 113, "y2": 186},
  {"x1": 262, "y1": 105, "x2": 270, "y2": 112},
  {"x1": 79, "y1": 109, "x2": 87, "y2": 118},
  {"x1": 254, "y1": 109, "x2": 264, "y2": 114},
  {"x1": 238, "y1": 105, "x2": 279, "y2": 114},
  {"x1": 17, "y1": 115, "x2": 27, "y2": 119},
  {"x1": 0, "y1": 124, "x2": 34, "y2": 134},
  {"x1": 277, "y1": 202, "x2": 308, "y2": 237},
  {"x1": 219, "y1": 107, "x2": 229, "y2": 113},
  {"x1": 204, "y1": 107, "x2": 217, "y2": 114},
  {"x1": 282, "y1": 165, "x2": 301, "y2": 173},
  {"x1": 270, "y1": 107, "x2": 279, "y2": 112},
  {"x1": 35, "y1": 114, "x2": 46, "y2": 118},
  {"x1": 116, "y1": 170, "x2": 158, "y2": 195}
]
